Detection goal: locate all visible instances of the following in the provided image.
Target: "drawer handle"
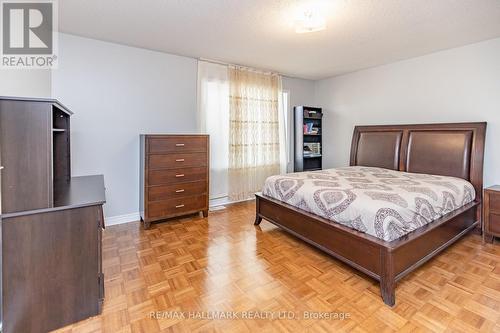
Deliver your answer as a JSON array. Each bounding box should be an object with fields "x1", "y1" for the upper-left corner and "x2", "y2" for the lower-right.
[
  {"x1": 175, "y1": 159, "x2": 185, "y2": 162},
  {"x1": 175, "y1": 174, "x2": 185, "y2": 177},
  {"x1": 175, "y1": 143, "x2": 185, "y2": 147},
  {"x1": 175, "y1": 204, "x2": 185, "y2": 208},
  {"x1": 175, "y1": 189, "x2": 185, "y2": 193}
]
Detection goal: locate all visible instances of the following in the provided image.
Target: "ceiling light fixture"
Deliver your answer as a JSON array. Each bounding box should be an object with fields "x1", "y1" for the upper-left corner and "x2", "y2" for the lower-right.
[{"x1": 294, "y1": 10, "x2": 326, "y2": 33}]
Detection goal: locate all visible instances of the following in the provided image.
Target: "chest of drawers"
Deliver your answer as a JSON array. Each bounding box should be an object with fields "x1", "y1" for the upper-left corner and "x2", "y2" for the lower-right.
[
  {"x1": 140, "y1": 135, "x2": 209, "y2": 228},
  {"x1": 484, "y1": 185, "x2": 500, "y2": 243}
]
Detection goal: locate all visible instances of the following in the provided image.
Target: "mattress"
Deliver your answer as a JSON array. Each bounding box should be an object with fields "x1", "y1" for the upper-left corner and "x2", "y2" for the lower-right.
[{"x1": 262, "y1": 166, "x2": 476, "y2": 242}]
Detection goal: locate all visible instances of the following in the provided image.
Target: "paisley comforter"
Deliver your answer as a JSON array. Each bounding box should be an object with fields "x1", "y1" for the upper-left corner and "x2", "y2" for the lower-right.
[{"x1": 262, "y1": 166, "x2": 475, "y2": 242}]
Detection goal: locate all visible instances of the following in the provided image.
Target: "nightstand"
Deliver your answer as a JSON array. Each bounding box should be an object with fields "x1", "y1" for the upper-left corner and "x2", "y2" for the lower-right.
[{"x1": 483, "y1": 186, "x2": 500, "y2": 243}]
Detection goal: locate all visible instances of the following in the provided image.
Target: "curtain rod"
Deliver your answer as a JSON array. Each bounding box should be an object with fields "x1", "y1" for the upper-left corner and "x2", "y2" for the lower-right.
[{"x1": 198, "y1": 57, "x2": 286, "y2": 76}]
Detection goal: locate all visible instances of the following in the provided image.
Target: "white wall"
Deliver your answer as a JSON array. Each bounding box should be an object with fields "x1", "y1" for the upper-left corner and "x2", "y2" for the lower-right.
[
  {"x1": 282, "y1": 76, "x2": 316, "y2": 109},
  {"x1": 315, "y1": 37, "x2": 500, "y2": 187},
  {"x1": 0, "y1": 69, "x2": 51, "y2": 97},
  {"x1": 52, "y1": 34, "x2": 198, "y2": 220}
]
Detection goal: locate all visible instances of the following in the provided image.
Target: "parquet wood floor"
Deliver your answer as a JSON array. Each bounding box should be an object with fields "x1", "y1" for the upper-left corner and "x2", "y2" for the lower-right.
[{"x1": 53, "y1": 201, "x2": 500, "y2": 333}]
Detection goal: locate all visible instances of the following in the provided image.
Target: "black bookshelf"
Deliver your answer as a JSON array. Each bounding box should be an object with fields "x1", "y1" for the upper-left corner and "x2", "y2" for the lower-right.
[{"x1": 294, "y1": 106, "x2": 323, "y2": 172}]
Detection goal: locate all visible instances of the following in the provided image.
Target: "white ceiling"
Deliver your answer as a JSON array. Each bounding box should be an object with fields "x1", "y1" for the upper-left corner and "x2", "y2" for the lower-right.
[{"x1": 59, "y1": 0, "x2": 500, "y2": 80}]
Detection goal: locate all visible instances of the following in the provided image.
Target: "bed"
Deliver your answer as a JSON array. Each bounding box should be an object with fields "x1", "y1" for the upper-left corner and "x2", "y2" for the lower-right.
[{"x1": 254, "y1": 122, "x2": 486, "y2": 306}]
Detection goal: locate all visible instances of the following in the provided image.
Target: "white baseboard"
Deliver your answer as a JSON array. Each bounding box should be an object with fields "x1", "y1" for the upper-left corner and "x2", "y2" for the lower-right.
[
  {"x1": 105, "y1": 212, "x2": 141, "y2": 226},
  {"x1": 209, "y1": 196, "x2": 232, "y2": 207},
  {"x1": 104, "y1": 197, "x2": 256, "y2": 226},
  {"x1": 209, "y1": 196, "x2": 255, "y2": 207}
]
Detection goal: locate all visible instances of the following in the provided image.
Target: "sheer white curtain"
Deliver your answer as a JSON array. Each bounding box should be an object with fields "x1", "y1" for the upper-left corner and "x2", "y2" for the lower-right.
[
  {"x1": 197, "y1": 61, "x2": 230, "y2": 200},
  {"x1": 228, "y1": 66, "x2": 284, "y2": 201},
  {"x1": 198, "y1": 61, "x2": 286, "y2": 203}
]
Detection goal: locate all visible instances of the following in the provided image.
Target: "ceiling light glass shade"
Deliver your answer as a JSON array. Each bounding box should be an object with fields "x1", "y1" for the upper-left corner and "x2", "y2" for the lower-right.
[{"x1": 294, "y1": 11, "x2": 326, "y2": 33}]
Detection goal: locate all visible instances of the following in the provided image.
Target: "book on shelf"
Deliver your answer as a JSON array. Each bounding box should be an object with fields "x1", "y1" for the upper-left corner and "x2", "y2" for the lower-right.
[
  {"x1": 304, "y1": 142, "x2": 321, "y2": 155},
  {"x1": 303, "y1": 122, "x2": 311, "y2": 134},
  {"x1": 303, "y1": 122, "x2": 321, "y2": 134}
]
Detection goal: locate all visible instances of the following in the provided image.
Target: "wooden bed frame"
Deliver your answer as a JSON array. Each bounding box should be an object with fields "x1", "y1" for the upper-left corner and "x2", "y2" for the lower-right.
[{"x1": 254, "y1": 122, "x2": 486, "y2": 306}]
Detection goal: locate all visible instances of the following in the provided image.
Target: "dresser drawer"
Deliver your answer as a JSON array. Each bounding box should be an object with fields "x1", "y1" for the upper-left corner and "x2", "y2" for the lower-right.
[
  {"x1": 488, "y1": 192, "x2": 500, "y2": 212},
  {"x1": 148, "y1": 181, "x2": 207, "y2": 201},
  {"x1": 149, "y1": 152, "x2": 207, "y2": 170},
  {"x1": 148, "y1": 136, "x2": 207, "y2": 153},
  {"x1": 148, "y1": 167, "x2": 207, "y2": 186},
  {"x1": 148, "y1": 195, "x2": 207, "y2": 219},
  {"x1": 488, "y1": 213, "x2": 500, "y2": 235}
]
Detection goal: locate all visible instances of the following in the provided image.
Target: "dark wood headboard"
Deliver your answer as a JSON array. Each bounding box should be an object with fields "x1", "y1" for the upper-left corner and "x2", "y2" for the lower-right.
[{"x1": 350, "y1": 122, "x2": 487, "y2": 204}]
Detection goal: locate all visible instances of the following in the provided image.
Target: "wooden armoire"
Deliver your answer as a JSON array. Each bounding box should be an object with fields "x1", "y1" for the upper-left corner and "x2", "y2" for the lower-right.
[{"x1": 0, "y1": 96, "x2": 106, "y2": 333}]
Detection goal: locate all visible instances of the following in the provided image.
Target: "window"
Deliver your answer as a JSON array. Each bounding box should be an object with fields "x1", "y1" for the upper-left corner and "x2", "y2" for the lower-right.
[{"x1": 198, "y1": 61, "x2": 288, "y2": 205}]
